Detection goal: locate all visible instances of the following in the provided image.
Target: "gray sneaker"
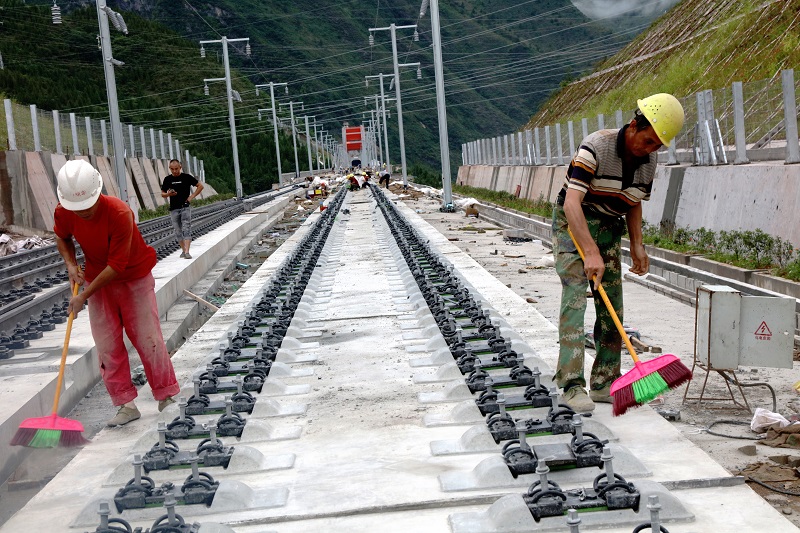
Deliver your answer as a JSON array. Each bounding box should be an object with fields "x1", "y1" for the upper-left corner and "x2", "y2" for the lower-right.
[
  {"x1": 562, "y1": 386, "x2": 595, "y2": 412},
  {"x1": 184, "y1": 252, "x2": 192, "y2": 259},
  {"x1": 106, "y1": 406, "x2": 141, "y2": 427},
  {"x1": 157, "y1": 397, "x2": 175, "y2": 412},
  {"x1": 179, "y1": 252, "x2": 187, "y2": 259}
]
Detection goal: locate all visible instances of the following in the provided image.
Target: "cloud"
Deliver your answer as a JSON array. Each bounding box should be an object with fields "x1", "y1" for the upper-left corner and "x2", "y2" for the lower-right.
[{"x1": 569, "y1": 0, "x2": 680, "y2": 20}]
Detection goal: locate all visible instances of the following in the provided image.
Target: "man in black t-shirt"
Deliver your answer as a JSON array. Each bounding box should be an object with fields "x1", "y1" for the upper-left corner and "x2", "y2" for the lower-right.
[{"x1": 161, "y1": 159, "x2": 204, "y2": 259}]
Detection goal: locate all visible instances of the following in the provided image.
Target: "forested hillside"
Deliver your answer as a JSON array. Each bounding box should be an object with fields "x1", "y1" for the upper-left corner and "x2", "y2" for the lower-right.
[
  {"x1": 0, "y1": 0, "x2": 650, "y2": 192},
  {"x1": 528, "y1": 0, "x2": 800, "y2": 126}
]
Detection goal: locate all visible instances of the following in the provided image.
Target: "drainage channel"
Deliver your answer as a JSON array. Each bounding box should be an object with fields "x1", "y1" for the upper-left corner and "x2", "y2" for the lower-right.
[{"x1": 65, "y1": 188, "x2": 347, "y2": 532}]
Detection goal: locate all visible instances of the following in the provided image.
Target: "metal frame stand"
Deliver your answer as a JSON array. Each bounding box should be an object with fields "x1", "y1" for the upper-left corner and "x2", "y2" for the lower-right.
[
  {"x1": 682, "y1": 362, "x2": 752, "y2": 412},
  {"x1": 682, "y1": 287, "x2": 751, "y2": 412}
]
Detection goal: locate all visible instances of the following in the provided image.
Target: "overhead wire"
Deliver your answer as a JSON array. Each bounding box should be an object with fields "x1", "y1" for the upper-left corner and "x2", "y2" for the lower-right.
[{"x1": 7, "y1": 1, "x2": 667, "y2": 153}]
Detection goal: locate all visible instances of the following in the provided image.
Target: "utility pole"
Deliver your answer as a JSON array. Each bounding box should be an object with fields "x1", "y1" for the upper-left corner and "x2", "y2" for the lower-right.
[
  {"x1": 365, "y1": 95, "x2": 384, "y2": 168},
  {"x1": 279, "y1": 101, "x2": 303, "y2": 180},
  {"x1": 367, "y1": 73, "x2": 393, "y2": 170},
  {"x1": 200, "y1": 36, "x2": 250, "y2": 198},
  {"x1": 422, "y1": 0, "x2": 453, "y2": 209},
  {"x1": 96, "y1": 0, "x2": 128, "y2": 203},
  {"x1": 304, "y1": 115, "x2": 314, "y2": 175},
  {"x1": 311, "y1": 119, "x2": 322, "y2": 171},
  {"x1": 369, "y1": 23, "x2": 418, "y2": 188},
  {"x1": 256, "y1": 82, "x2": 287, "y2": 185}
]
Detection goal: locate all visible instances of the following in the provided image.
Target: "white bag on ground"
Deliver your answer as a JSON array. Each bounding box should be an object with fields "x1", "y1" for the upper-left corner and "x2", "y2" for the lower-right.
[{"x1": 751, "y1": 407, "x2": 791, "y2": 432}]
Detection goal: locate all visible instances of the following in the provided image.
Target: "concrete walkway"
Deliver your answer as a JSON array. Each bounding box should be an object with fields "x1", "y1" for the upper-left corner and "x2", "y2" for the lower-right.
[
  {"x1": 0, "y1": 188, "x2": 795, "y2": 532},
  {"x1": 0, "y1": 192, "x2": 296, "y2": 488}
]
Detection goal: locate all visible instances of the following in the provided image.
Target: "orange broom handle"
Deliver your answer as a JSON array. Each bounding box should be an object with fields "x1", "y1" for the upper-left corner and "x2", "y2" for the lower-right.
[
  {"x1": 51, "y1": 282, "x2": 80, "y2": 415},
  {"x1": 567, "y1": 227, "x2": 641, "y2": 364}
]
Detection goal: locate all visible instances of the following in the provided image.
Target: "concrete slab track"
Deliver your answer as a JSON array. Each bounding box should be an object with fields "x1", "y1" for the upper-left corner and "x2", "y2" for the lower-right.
[{"x1": 0, "y1": 187, "x2": 795, "y2": 532}]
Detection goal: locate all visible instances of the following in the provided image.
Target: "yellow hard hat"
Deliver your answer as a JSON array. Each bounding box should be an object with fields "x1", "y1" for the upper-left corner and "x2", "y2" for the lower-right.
[{"x1": 637, "y1": 93, "x2": 684, "y2": 147}]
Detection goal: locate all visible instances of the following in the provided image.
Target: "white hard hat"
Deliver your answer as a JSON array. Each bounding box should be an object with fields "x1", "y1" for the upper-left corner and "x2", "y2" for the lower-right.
[{"x1": 56, "y1": 160, "x2": 103, "y2": 211}]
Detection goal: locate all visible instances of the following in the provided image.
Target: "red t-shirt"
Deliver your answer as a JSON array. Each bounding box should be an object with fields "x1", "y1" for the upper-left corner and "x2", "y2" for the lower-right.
[{"x1": 53, "y1": 195, "x2": 157, "y2": 283}]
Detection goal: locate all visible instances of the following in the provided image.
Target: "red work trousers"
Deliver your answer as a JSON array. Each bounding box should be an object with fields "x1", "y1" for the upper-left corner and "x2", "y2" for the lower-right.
[{"x1": 88, "y1": 272, "x2": 180, "y2": 406}]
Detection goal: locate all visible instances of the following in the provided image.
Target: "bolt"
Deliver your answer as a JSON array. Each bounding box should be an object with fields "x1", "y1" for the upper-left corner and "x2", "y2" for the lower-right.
[
  {"x1": 132, "y1": 454, "x2": 143, "y2": 485},
  {"x1": 566, "y1": 508, "x2": 581, "y2": 532},
  {"x1": 516, "y1": 420, "x2": 531, "y2": 452},
  {"x1": 535, "y1": 459, "x2": 550, "y2": 486},
  {"x1": 225, "y1": 396, "x2": 233, "y2": 416},
  {"x1": 157, "y1": 422, "x2": 167, "y2": 449},
  {"x1": 648, "y1": 494, "x2": 662, "y2": 531},
  {"x1": 572, "y1": 414, "x2": 584, "y2": 442},
  {"x1": 97, "y1": 500, "x2": 111, "y2": 529},
  {"x1": 497, "y1": 393, "x2": 507, "y2": 417},
  {"x1": 601, "y1": 445, "x2": 615, "y2": 484},
  {"x1": 189, "y1": 454, "x2": 200, "y2": 480},
  {"x1": 549, "y1": 387, "x2": 559, "y2": 409},
  {"x1": 178, "y1": 396, "x2": 188, "y2": 420}
]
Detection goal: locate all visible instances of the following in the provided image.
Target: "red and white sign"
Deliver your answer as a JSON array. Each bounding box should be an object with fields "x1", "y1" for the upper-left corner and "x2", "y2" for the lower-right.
[
  {"x1": 754, "y1": 321, "x2": 772, "y2": 341},
  {"x1": 344, "y1": 126, "x2": 363, "y2": 152}
]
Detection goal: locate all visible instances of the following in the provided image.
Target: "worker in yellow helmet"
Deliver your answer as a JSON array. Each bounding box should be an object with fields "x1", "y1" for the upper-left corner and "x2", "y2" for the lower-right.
[{"x1": 552, "y1": 93, "x2": 684, "y2": 413}]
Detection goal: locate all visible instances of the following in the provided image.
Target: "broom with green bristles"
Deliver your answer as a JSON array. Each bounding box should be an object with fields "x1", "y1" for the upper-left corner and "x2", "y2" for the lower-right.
[
  {"x1": 568, "y1": 228, "x2": 692, "y2": 416},
  {"x1": 10, "y1": 282, "x2": 88, "y2": 448}
]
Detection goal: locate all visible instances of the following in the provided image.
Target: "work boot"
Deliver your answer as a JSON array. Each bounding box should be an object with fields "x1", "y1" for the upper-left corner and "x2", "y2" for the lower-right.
[
  {"x1": 562, "y1": 386, "x2": 595, "y2": 413},
  {"x1": 589, "y1": 385, "x2": 612, "y2": 404},
  {"x1": 106, "y1": 406, "x2": 141, "y2": 427},
  {"x1": 157, "y1": 397, "x2": 175, "y2": 412}
]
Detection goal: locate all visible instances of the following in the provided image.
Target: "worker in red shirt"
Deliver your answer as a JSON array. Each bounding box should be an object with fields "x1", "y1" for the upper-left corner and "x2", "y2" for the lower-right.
[{"x1": 53, "y1": 160, "x2": 180, "y2": 427}]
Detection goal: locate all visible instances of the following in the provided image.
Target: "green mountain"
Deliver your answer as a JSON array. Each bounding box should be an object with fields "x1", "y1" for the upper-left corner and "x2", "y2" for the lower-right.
[
  {"x1": 0, "y1": 0, "x2": 650, "y2": 192},
  {"x1": 528, "y1": 0, "x2": 800, "y2": 127}
]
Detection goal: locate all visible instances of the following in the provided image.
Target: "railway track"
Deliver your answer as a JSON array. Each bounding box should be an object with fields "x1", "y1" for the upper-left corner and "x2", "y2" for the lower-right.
[
  {"x1": 0, "y1": 185, "x2": 302, "y2": 360},
  {"x1": 0, "y1": 185, "x2": 790, "y2": 533}
]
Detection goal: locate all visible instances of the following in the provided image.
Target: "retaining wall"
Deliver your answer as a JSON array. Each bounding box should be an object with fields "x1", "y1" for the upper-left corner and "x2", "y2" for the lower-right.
[
  {"x1": 0, "y1": 151, "x2": 221, "y2": 233},
  {"x1": 457, "y1": 162, "x2": 800, "y2": 247}
]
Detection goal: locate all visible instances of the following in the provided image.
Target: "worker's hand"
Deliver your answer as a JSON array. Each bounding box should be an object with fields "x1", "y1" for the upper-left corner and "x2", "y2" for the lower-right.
[
  {"x1": 66, "y1": 264, "x2": 85, "y2": 287},
  {"x1": 629, "y1": 243, "x2": 650, "y2": 275},
  {"x1": 583, "y1": 249, "x2": 606, "y2": 285},
  {"x1": 67, "y1": 293, "x2": 87, "y2": 319}
]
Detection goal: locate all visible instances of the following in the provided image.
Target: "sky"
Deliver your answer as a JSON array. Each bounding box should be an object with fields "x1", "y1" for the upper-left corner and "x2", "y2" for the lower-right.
[{"x1": 569, "y1": 0, "x2": 681, "y2": 19}]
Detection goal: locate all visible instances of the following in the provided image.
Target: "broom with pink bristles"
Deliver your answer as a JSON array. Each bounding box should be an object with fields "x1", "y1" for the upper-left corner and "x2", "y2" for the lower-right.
[
  {"x1": 10, "y1": 283, "x2": 89, "y2": 448},
  {"x1": 568, "y1": 228, "x2": 692, "y2": 416}
]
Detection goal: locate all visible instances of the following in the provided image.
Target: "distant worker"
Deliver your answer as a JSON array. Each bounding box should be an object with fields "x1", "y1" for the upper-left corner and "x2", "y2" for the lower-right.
[
  {"x1": 553, "y1": 93, "x2": 684, "y2": 413},
  {"x1": 379, "y1": 168, "x2": 390, "y2": 188},
  {"x1": 53, "y1": 160, "x2": 180, "y2": 427},
  {"x1": 161, "y1": 159, "x2": 204, "y2": 259}
]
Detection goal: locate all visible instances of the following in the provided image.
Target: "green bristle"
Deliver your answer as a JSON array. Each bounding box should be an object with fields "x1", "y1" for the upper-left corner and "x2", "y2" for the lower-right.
[
  {"x1": 27, "y1": 429, "x2": 61, "y2": 449},
  {"x1": 632, "y1": 372, "x2": 669, "y2": 404}
]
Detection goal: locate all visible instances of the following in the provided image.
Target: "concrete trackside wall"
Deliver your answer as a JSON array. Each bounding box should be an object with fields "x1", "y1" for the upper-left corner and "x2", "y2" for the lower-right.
[
  {"x1": 459, "y1": 162, "x2": 800, "y2": 248},
  {"x1": 0, "y1": 151, "x2": 224, "y2": 233},
  {"x1": 202, "y1": 182, "x2": 218, "y2": 198},
  {"x1": 154, "y1": 159, "x2": 167, "y2": 187},
  {"x1": 0, "y1": 151, "x2": 32, "y2": 228},
  {"x1": 457, "y1": 164, "x2": 563, "y2": 203},
  {"x1": 96, "y1": 156, "x2": 119, "y2": 198},
  {"x1": 140, "y1": 158, "x2": 166, "y2": 209},
  {"x1": 672, "y1": 163, "x2": 800, "y2": 247}
]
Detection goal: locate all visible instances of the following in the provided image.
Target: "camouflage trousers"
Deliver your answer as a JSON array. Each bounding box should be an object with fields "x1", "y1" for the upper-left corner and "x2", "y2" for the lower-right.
[{"x1": 552, "y1": 206, "x2": 625, "y2": 391}]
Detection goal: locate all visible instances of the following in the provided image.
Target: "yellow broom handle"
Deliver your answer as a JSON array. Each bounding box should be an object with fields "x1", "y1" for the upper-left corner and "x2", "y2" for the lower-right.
[
  {"x1": 51, "y1": 282, "x2": 80, "y2": 415},
  {"x1": 567, "y1": 227, "x2": 641, "y2": 364}
]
